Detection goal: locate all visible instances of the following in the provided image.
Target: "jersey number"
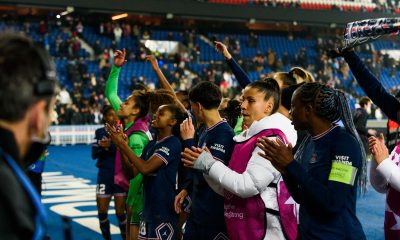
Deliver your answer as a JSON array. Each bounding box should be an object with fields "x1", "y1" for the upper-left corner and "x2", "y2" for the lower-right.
[{"x1": 96, "y1": 184, "x2": 106, "y2": 195}]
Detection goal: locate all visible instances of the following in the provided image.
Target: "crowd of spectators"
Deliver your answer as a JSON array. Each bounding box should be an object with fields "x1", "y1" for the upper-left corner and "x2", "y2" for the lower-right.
[
  {"x1": 8, "y1": 15, "x2": 399, "y2": 125},
  {"x1": 203, "y1": 0, "x2": 400, "y2": 14}
]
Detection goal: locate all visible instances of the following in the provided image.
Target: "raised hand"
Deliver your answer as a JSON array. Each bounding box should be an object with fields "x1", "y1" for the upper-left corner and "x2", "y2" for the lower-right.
[
  {"x1": 180, "y1": 116, "x2": 195, "y2": 140},
  {"x1": 369, "y1": 133, "x2": 389, "y2": 165},
  {"x1": 114, "y1": 48, "x2": 127, "y2": 67},
  {"x1": 145, "y1": 55, "x2": 159, "y2": 71},
  {"x1": 256, "y1": 137, "x2": 293, "y2": 173},
  {"x1": 214, "y1": 41, "x2": 232, "y2": 59}
]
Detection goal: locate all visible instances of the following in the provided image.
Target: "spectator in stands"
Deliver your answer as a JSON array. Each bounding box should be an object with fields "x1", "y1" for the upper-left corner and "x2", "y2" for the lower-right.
[
  {"x1": 353, "y1": 97, "x2": 376, "y2": 155},
  {"x1": 282, "y1": 52, "x2": 290, "y2": 66},
  {"x1": 72, "y1": 37, "x2": 81, "y2": 58},
  {"x1": 71, "y1": 104, "x2": 83, "y2": 124},
  {"x1": 132, "y1": 24, "x2": 141, "y2": 40},
  {"x1": 58, "y1": 86, "x2": 72, "y2": 106},
  {"x1": 0, "y1": 33, "x2": 57, "y2": 239},
  {"x1": 248, "y1": 32, "x2": 258, "y2": 48},
  {"x1": 76, "y1": 21, "x2": 84, "y2": 37},
  {"x1": 142, "y1": 30, "x2": 150, "y2": 40},
  {"x1": 38, "y1": 20, "x2": 47, "y2": 34},
  {"x1": 123, "y1": 23, "x2": 131, "y2": 37},
  {"x1": 114, "y1": 24, "x2": 123, "y2": 44},
  {"x1": 266, "y1": 48, "x2": 276, "y2": 69},
  {"x1": 94, "y1": 40, "x2": 103, "y2": 59}
]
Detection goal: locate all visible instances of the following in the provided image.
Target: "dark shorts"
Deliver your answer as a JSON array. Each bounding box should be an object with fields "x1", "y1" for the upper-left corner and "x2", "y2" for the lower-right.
[
  {"x1": 96, "y1": 168, "x2": 126, "y2": 196},
  {"x1": 138, "y1": 220, "x2": 177, "y2": 240},
  {"x1": 183, "y1": 218, "x2": 229, "y2": 240}
]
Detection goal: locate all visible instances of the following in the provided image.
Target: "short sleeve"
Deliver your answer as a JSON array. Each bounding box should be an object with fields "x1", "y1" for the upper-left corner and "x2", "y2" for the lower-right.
[
  {"x1": 153, "y1": 137, "x2": 181, "y2": 166},
  {"x1": 328, "y1": 133, "x2": 362, "y2": 186},
  {"x1": 207, "y1": 132, "x2": 234, "y2": 165}
]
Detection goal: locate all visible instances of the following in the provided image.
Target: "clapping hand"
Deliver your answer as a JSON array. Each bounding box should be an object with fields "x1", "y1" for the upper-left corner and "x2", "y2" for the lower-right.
[
  {"x1": 369, "y1": 133, "x2": 389, "y2": 165},
  {"x1": 105, "y1": 123, "x2": 127, "y2": 148}
]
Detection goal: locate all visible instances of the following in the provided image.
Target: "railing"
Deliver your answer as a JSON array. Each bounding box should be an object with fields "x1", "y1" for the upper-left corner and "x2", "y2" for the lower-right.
[
  {"x1": 49, "y1": 120, "x2": 388, "y2": 145},
  {"x1": 49, "y1": 125, "x2": 102, "y2": 145}
]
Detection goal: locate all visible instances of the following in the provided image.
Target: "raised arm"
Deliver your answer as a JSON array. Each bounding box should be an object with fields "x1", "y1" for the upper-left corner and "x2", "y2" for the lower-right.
[
  {"x1": 343, "y1": 50, "x2": 400, "y2": 123},
  {"x1": 146, "y1": 55, "x2": 187, "y2": 112},
  {"x1": 105, "y1": 49, "x2": 126, "y2": 112},
  {"x1": 215, "y1": 41, "x2": 251, "y2": 88}
]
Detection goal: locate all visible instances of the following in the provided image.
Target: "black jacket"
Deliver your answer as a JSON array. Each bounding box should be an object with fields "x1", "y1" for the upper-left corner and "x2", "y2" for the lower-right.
[{"x1": 0, "y1": 127, "x2": 36, "y2": 239}]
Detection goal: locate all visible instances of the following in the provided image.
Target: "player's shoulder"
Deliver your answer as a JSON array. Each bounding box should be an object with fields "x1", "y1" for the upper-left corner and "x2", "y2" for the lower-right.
[
  {"x1": 209, "y1": 121, "x2": 234, "y2": 136},
  {"x1": 163, "y1": 135, "x2": 181, "y2": 146}
]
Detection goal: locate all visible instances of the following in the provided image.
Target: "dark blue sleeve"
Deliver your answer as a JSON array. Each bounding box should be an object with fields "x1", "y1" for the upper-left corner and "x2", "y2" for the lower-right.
[
  {"x1": 153, "y1": 137, "x2": 182, "y2": 166},
  {"x1": 182, "y1": 125, "x2": 202, "y2": 195},
  {"x1": 182, "y1": 138, "x2": 195, "y2": 193},
  {"x1": 285, "y1": 134, "x2": 361, "y2": 216},
  {"x1": 92, "y1": 129, "x2": 103, "y2": 160},
  {"x1": 182, "y1": 139, "x2": 196, "y2": 149},
  {"x1": 344, "y1": 51, "x2": 400, "y2": 123},
  {"x1": 206, "y1": 128, "x2": 235, "y2": 165},
  {"x1": 226, "y1": 58, "x2": 252, "y2": 89},
  {"x1": 282, "y1": 171, "x2": 305, "y2": 203}
]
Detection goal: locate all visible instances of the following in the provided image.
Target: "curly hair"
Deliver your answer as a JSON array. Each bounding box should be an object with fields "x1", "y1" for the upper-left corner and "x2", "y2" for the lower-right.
[{"x1": 131, "y1": 89, "x2": 176, "y2": 119}]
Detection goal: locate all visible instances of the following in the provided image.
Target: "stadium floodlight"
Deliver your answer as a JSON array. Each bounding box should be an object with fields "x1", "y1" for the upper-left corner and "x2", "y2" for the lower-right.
[
  {"x1": 112, "y1": 13, "x2": 128, "y2": 21},
  {"x1": 58, "y1": 6, "x2": 74, "y2": 17}
]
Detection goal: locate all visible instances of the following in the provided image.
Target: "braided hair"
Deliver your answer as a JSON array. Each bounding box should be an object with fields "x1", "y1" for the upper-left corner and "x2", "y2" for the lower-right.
[{"x1": 295, "y1": 82, "x2": 367, "y2": 194}]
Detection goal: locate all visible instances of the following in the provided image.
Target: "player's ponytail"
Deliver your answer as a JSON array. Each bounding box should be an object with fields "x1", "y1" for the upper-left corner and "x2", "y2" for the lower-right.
[{"x1": 296, "y1": 83, "x2": 367, "y2": 193}]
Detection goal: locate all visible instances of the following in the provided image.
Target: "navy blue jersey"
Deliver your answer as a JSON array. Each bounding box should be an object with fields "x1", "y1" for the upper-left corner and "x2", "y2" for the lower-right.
[
  {"x1": 284, "y1": 126, "x2": 366, "y2": 239},
  {"x1": 141, "y1": 135, "x2": 182, "y2": 223},
  {"x1": 92, "y1": 127, "x2": 117, "y2": 170},
  {"x1": 183, "y1": 120, "x2": 235, "y2": 226}
]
